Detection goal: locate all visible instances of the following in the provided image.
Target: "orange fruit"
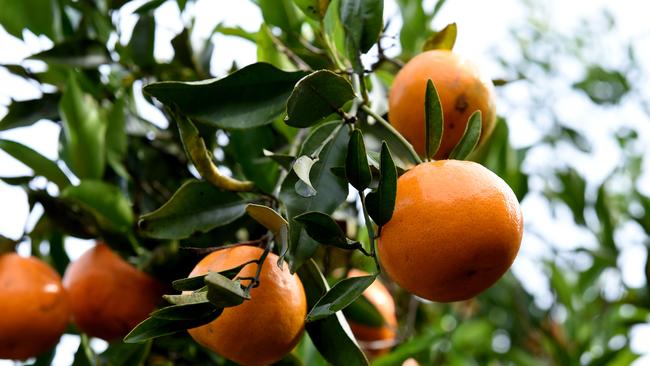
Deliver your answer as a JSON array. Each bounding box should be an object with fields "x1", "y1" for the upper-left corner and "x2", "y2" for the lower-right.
[
  {"x1": 378, "y1": 160, "x2": 523, "y2": 302},
  {"x1": 347, "y1": 269, "x2": 397, "y2": 356},
  {"x1": 388, "y1": 50, "x2": 497, "y2": 159},
  {"x1": 63, "y1": 242, "x2": 164, "y2": 341},
  {"x1": 187, "y1": 246, "x2": 307, "y2": 366},
  {"x1": 0, "y1": 253, "x2": 70, "y2": 360}
]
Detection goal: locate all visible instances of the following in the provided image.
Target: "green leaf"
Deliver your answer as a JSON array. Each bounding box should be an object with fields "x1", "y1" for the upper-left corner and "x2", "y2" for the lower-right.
[
  {"x1": 133, "y1": 0, "x2": 166, "y2": 13},
  {"x1": 449, "y1": 110, "x2": 482, "y2": 160},
  {"x1": 285, "y1": 70, "x2": 355, "y2": 128},
  {"x1": 0, "y1": 94, "x2": 60, "y2": 131},
  {"x1": 573, "y1": 65, "x2": 630, "y2": 105},
  {"x1": 61, "y1": 181, "x2": 134, "y2": 233},
  {"x1": 424, "y1": 79, "x2": 443, "y2": 161},
  {"x1": 345, "y1": 129, "x2": 371, "y2": 190},
  {"x1": 258, "y1": 0, "x2": 303, "y2": 35},
  {"x1": 395, "y1": 0, "x2": 431, "y2": 58},
  {"x1": 343, "y1": 295, "x2": 384, "y2": 327},
  {"x1": 0, "y1": 139, "x2": 70, "y2": 188},
  {"x1": 0, "y1": 175, "x2": 33, "y2": 186},
  {"x1": 295, "y1": 211, "x2": 368, "y2": 254},
  {"x1": 205, "y1": 272, "x2": 251, "y2": 307},
  {"x1": 138, "y1": 180, "x2": 247, "y2": 239},
  {"x1": 297, "y1": 260, "x2": 368, "y2": 366},
  {"x1": 340, "y1": 0, "x2": 384, "y2": 69},
  {"x1": 294, "y1": 0, "x2": 330, "y2": 19},
  {"x1": 0, "y1": 0, "x2": 59, "y2": 40},
  {"x1": 29, "y1": 39, "x2": 110, "y2": 68},
  {"x1": 151, "y1": 301, "x2": 216, "y2": 321},
  {"x1": 246, "y1": 204, "x2": 289, "y2": 235},
  {"x1": 99, "y1": 341, "x2": 152, "y2": 366},
  {"x1": 293, "y1": 155, "x2": 319, "y2": 197},
  {"x1": 280, "y1": 122, "x2": 349, "y2": 271},
  {"x1": 422, "y1": 22, "x2": 457, "y2": 51},
  {"x1": 144, "y1": 63, "x2": 307, "y2": 129},
  {"x1": 163, "y1": 291, "x2": 209, "y2": 306},
  {"x1": 263, "y1": 150, "x2": 295, "y2": 170},
  {"x1": 228, "y1": 125, "x2": 281, "y2": 193},
  {"x1": 59, "y1": 74, "x2": 106, "y2": 179},
  {"x1": 365, "y1": 142, "x2": 396, "y2": 226},
  {"x1": 307, "y1": 275, "x2": 376, "y2": 321},
  {"x1": 124, "y1": 308, "x2": 222, "y2": 343},
  {"x1": 28, "y1": 190, "x2": 100, "y2": 239},
  {"x1": 256, "y1": 24, "x2": 294, "y2": 71},
  {"x1": 72, "y1": 334, "x2": 96, "y2": 366},
  {"x1": 128, "y1": 14, "x2": 156, "y2": 67},
  {"x1": 371, "y1": 329, "x2": 439, "y2": 366},
  {"x1": 171, "y1": 262, "x2": 250, "y2": 291},
  {"x1": 105, "y1": 97, "x2": 128, "y2": 165}
]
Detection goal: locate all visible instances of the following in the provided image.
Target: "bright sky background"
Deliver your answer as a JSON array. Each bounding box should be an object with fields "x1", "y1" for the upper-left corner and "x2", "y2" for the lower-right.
[{"x1": 1, "y1": 0, "x2": 649, "y2": 365}]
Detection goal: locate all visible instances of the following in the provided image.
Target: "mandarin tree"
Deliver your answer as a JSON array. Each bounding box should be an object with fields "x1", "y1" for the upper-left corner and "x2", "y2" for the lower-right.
[{"x1": 0, "y1": 0, "x2": 648, "y2": 365}]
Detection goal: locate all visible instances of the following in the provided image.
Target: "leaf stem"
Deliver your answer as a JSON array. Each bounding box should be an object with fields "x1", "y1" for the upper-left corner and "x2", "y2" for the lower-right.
[
  {"x1": 360, "y1": 104, "x2": 422, "y2": 165},
  {"x1": 359, "y1": 190, "x2": 381, "y2": 273}
]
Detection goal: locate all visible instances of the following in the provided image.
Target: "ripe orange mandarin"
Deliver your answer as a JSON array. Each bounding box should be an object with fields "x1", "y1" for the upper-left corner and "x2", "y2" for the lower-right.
[
  {"x1": 347, "y1": 269, "x2": 397, "y2": 356},
  {"x1": 378, "y1": 160, "x2": 523, "y2": 302},
  {"x1": 388, "y1": 50, "x2": 497, "y2": 159},
  {"x1": 187, "y1": 246, "x2": 307, "y2": 366},
  {"x1": 63, "y1": 242, "x2": 164, "y2": 341},
  {"x1": 0, "y1": 253, "x2": 70, "y2": 360}
]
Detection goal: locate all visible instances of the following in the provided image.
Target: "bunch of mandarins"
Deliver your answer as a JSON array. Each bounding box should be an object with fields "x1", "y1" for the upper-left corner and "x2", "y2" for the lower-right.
[{"x1": 0, "y1": 49, "x2": 522, "y2": 365}]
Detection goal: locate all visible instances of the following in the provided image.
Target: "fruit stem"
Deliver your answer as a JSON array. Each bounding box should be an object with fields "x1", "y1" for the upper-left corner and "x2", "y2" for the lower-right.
[
  {"x1": 245, "y1": 239, "x2": 273, "y2": 292},
  {"x1": 360, "y1": 104, "x2": 423, "y2": 165},
  {"x1": 359, "y1": 190, "x2": 381, "y2": 273}
]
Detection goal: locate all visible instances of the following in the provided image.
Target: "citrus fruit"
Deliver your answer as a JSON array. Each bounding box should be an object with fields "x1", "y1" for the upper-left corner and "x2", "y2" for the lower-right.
[
  {"x1": 388, "y1": 50, "x2": 497, "y2": 159},
  {"x1": 347, "y1": 269, "x2": 397, "y2": 356},
  {"x1": 0, "y1": 253, "x2": 70, "y2": 360},
  {"x1": 378, "y1": 160, "x2": 523, "y2": 302},
  {"x1": 187, "y1": 246, "x2": 307, "y2": 366},
  {"x1": 63, "y1": 242, "x2": 164, "y2": 341}
]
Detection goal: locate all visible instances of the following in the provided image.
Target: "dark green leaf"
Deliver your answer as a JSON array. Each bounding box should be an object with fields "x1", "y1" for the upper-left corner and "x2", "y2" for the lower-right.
[
  {"x1": 0, "y1": 94, "x2": 60, "y2": 131},
  {"x1": 134, "y1": 0, "x2": 166, "y2": 13},
  {"x1": 280, "y1": 122, "x2": 349, "y2": 271},
  {"x1": 0, "y1": 175, "x2": 33, "y2": 186},
  {"x1": 0, "y1": 139, "x2": 70, "y2": 188},
  {"x1": 228, "y1": 126, "x2": 281, "y2": 193},
  {"x1": 372, "y1": 329, "x2": 439, "y2": 366},
  {"x1": 59, "y1": 74, "x2": 106, "y2": 179},
  {"x1": 307, "y1": 275, "x2": 376, "y2": 321},
  {"x1": 151, "y1": 301, "x2": 216, "y2": 321},
  {"x1": 28, "y1": 190, "x2": 100, "y2": 239},
  {"x1": 365, "y1": 142, "x2": 396, "y2": 226},
  {"x1": 0, "y1": 0, "x2": 59, "y2": 40},
  {"x1": 99, "y1": 341, "x2": 152, "y2": 366},
  {"x1": 285, "y1": 70, "x2": 355, "y2": 128},
  {"x1": 448, "y1": 110, "x2": 482, "y2": 160},
  {"x1": 297, "y1": 260, "x2": 368, "y2": 366},
  {"x1": 342, "y1": 295, "x2": 384, "y2": 327},
  {"x1": 573, "y1": 66, "x2": 630, "y2": 105},
  {"x1": 340, "y1": 0, "x2": 384, "y2": 69},
  {"x1": 29, "y1": 39, "x2": 110, "y2": 68},
  {"x1": 128, "y1": 14, "x2": 156, "y2": 67},
  {"x1": 263, "y1": 150, "x2": 295, "y2": 170},
  {"x1": 124, "y1": 308, "x2": 222, "y2": 343},
  {"x1": 205, "y1": 272, "x2": 251, "y2": 307},
  {"x1": 294, "y1": 211, "x2": 367, "y2": 255},
  {"x1": 424, "y1": 79, "x2": 443, "y2": 161},
  {"x1": 345, "y1": 129, "x2": 371, "y2": 190},
  {"x1": 138, "y1": 180, "x2": 247, "y2": 239},
  {"x1": 422, "y1": 22, "x2": 457, "y2": 51},
  {"x1": 396, "y1": 0, "x2": 430, "y2": 58},
  {"x1": 61, "y1": 181, "x2": 134, "y2": 233},
  {"x1": 171, "y1": 262, "x2": 250, "y2": 291},
  {"x1": 72, "y1": 335, "x2": 95, "y2": 366},
  {"x1": 105, "y1": 97, "x2": 128, "y2": 166},
  {"x1": 258, "y1": 0, "x2": 303, "y2": 35},
  {"x1": 144, "y1": 63, "x2": 307, "y2": 129}
]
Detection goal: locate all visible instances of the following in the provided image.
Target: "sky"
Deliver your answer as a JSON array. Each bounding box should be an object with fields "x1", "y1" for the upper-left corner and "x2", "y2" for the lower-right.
[{"x1": 1, "y1": 0, "x2": 649, "y2": 364}]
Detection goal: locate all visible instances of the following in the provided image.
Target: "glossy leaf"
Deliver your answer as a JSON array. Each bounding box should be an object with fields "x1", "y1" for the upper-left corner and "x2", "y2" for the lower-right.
[
  {"x1": 424, "y1": 79, "x2": 444, "y2": 161},
  {"x1": 365, "y1": 142, "x2": 397, "y2": 226},
  {"x1": 345, "y1": 129, "x2": 372, "y2": 190},
  {"x1": 422, "y1": 22, "x2": 457, "y2": 51},
  {"x1": 61, "y1": 181, "x2": 134, "y2": 233},
  {"x1": 138, "y1": 180, "x2": 247, "y2": 239},
  {"x1": 285, "y1": 70, "x2": 355, "y2": 128},
  {"x1": 449, "y1": 110, "x2": 482, "y2": 160},
  {"x1": 145, "y1": 63, "x2": 307, "y2": 129},
  {"x1": 59, "y1": 74, "x2": 106, "y2": 179},
  {"x1": 246, "y1": 204, "x2": 289, "y2": 235},
  {"x1": 205, "y1": 272, "x2": 251, "y2": 308},
  {"x1": 151, "y1": 301, "x2": 216, "y2": 321},
  {"x1": 297, "y1": 260, "x2": 368, "y2": 365},
  {"x1": 294, "y1": 211, "x2": 367, "y2": 255},
  {"x1": 0, "y1": 139, "x2": 70, "y2": 188},
  {"x1": 171, "y1": 262, "x2": 250, "y2": 291},
  {"x1": 124, "y1": 308, "x2": 222, "y2": 343},
  {"x1": 342, "y1": 295, "x2": 384, "y2": 327},
  {"x1": 293, "y1": 155, "x2": 319, "y2": 197},
  {"x1": 340, "y1": 0, "x2": 384, "y2": 69},
  {"x1": 0, "y1": 93, "x2": 60, "y2": 131},
  {"x1": 280, "y1": 122, "x2": 349, "y2": 272},
  {"x1": 307, "y1": 275, "x2": 376, "y2": 321}
]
